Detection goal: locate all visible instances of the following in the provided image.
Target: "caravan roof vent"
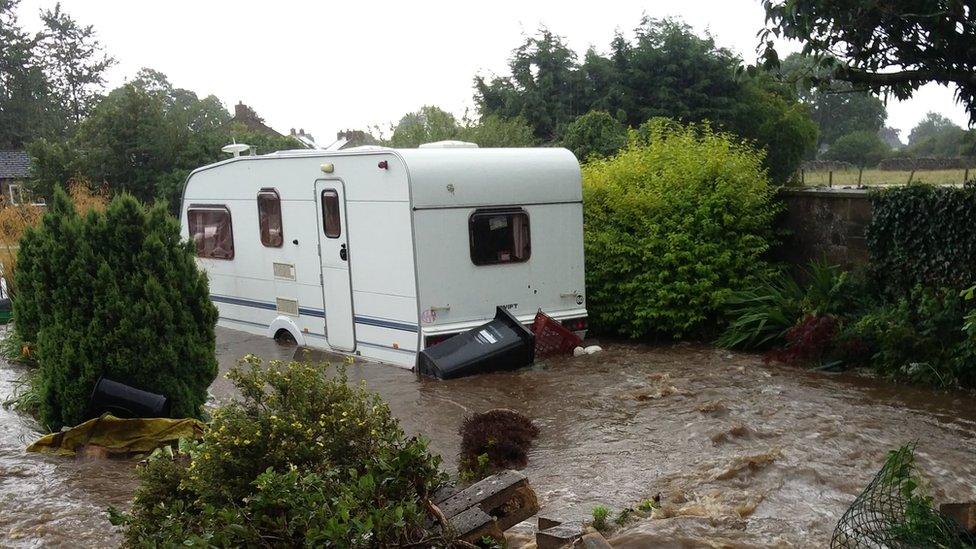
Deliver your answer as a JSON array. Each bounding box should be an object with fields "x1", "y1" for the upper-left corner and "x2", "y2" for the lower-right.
[{"x1": 418, "y1": 140, "x2": 479, "y2": 149}]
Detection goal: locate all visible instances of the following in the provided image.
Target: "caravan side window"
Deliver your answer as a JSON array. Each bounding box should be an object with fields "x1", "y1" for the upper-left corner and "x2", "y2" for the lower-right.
[
  {"x1": 468, "y1": 208, "x2": 530, "y2": 265},
  {"x1": 321, "y1": 189, "x2": 341, "y2": 238},
  {"x1": 257, "y1": 189, "x2": 283, "y2": 247},
  {"x1": 187, "y1": 206, "x2": 234, "y2": 260}
]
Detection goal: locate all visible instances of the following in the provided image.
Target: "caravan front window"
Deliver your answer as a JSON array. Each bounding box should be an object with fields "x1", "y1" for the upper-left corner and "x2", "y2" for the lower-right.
[
  {"x1": 257, "y1": 189, "x2": 283, "y2": 247},
  {"x1": 187, "y1": 206, "x2": 234, "y2": 260},
  {"x1": 468, "y1": 208, "x2": 531, "y2": 265}
]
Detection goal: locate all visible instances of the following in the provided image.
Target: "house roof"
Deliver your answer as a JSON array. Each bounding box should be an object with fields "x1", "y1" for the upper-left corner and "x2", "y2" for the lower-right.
[{"x1": 0, "y1": 151, "x2": 30, "y2": 179}]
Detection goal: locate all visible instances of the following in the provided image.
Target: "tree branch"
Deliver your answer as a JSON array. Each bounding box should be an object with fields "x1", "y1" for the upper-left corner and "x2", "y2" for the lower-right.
[{"x1": 838, "y1": 67, "x2": 976, "y2": 87}]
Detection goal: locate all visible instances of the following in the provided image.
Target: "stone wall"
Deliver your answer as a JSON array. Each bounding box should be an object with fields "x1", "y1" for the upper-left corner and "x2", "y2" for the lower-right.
[{"x1": 775, "y1": 188, "x2": 873, "y2": 271}]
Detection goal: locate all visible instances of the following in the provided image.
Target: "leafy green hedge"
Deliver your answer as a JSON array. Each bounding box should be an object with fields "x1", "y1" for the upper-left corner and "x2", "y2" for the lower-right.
[
  {"x1": 583, "y1": 120, "x2": 779, "y2": 338},
  {"x1": 867, "y1": 185, "x2": 976, "y2": 296},
  {"x1": 14, "y1": 190, "x2": 217, "y2": 429},
  {"x1": 113, "y1": 357, "x2": 446, "y2": 547}
]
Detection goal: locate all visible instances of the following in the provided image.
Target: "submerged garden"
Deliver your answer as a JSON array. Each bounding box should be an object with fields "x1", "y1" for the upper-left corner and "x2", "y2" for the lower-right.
[{"x1": 2, "y1": 0, "x2": 976, "y2": 546}]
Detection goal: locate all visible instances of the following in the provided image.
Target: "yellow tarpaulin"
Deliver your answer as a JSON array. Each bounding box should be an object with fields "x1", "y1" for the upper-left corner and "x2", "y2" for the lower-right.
[{"x1": 27, "y1": 413, "x2": 205, "y2": 457}]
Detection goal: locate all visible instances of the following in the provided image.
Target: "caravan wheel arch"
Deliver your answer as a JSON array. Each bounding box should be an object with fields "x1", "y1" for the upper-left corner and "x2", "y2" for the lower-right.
[{"x1": 268, "y1": 316, "x2": 306, "y2": 346}]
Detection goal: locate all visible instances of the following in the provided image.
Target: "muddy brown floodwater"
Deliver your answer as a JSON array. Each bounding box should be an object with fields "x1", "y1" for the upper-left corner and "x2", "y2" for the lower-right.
[{"x1": 3, "y1": 327, "x2": 976, "y2": 548}]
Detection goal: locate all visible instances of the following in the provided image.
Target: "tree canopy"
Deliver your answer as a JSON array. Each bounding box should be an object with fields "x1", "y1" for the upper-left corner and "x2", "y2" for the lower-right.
[
  {"x1": 475, "y1": 18, "x2": 818, "y2": 182},
  {"x1": 779, "y1": 53, "x2": 887, "y2": 148},
  {"x1": 762, "y1": 0, "x2": 976, "y2": 123},
  {"x1": 28, "y1": 70, "x2": 298, "y2": 210},
  {"x1": 824, "y1": 130, "x2": 890, "y2": 169},
  {"x1": 561, "y1": 110, "x2": 626, "y2": 160},
  {"x1": 0, "y1": 0, "x2": 112, "y2": 148},
  {"x1": 905, "y1": 112, "x2": 968, "y2": 157},
  {"x1": 385, "y1": 105, "x2": 536, "y2": 148}
]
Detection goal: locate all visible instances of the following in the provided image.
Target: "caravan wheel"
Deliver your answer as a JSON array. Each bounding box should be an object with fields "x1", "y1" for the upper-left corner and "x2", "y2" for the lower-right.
[{"x1": 273, "y1": 329, "x2": 297, "y2": 346}]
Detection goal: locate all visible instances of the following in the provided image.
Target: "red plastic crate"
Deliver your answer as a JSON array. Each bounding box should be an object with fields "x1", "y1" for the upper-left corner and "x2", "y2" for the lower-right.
[{"x1": 532, "y1": 310, "x2": 583, "y2": 359}]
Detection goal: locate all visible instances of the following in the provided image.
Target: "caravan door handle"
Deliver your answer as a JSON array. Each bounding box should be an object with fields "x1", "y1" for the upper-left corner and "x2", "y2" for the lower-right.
[{"x1": 339, "y1": 244, "x2": 348, "y2": 261}]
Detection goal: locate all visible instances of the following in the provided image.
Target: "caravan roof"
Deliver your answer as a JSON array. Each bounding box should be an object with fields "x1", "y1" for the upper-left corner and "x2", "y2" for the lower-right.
[
  {"x1": 185, "y1": 147, "x2": 581, "y2": 209},
  {"x1": 397, "y1": 147, "x2": 580, "y2": 209}
]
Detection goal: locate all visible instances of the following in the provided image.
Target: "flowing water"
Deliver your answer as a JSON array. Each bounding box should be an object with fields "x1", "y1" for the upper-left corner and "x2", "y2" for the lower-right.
[{"x1": 3, "y1": 327, "x2": 976, "y2": 547}]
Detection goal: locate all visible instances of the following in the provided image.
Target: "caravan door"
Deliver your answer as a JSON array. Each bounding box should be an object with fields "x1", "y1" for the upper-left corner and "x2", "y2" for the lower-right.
[{"x1": 315, "y1": 180, "x2": 356, "y2": 351}]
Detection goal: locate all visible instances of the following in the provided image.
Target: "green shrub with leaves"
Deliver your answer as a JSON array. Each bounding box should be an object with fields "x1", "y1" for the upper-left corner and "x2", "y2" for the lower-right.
[
  {"x1": 112, "y1": 356, "x2": 447, "y2": 547},
  {"x1": 13, "y1": 190, "x2": 217, "y2": 429},
  {"x1": 718, "y1": 259, "x2": 874, "y2": 350},
  {"x1": 846, "y1": 286, "x2": 976, "y2": 388},
  {"x1": 583, "y1": 120, "x2": 779, "y2": 338},
  {"x1": 562, "y1": 110, "x2": 627, "y2": 161},
  {"x1": 867, "y1": 185, "x2": 976, "y2": 297}
]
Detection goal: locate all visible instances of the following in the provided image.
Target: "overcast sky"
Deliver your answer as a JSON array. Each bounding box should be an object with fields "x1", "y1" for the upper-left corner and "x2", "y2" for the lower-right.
[{"x1": 18, "y1": 0, "x2": 972, "y2": 146}]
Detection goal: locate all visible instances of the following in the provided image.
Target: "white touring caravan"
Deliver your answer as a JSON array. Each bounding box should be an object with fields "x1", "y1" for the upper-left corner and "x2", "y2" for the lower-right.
[{"x1": 179, "y1": 143, "x2": 587, "y2": 368}]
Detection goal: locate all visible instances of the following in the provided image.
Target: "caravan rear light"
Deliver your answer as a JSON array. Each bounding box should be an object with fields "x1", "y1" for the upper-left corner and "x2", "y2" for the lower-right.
[
  {"x1": 561, "y1": 317, "x2": 588, "y2": 331},
  {"x1": 425, "y1": 333, "x2": 457, "y2": 348}
]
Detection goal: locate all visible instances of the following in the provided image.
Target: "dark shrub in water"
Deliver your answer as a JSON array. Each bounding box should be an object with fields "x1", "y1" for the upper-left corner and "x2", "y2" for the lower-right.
[{"x1": 459, "y1": 409, "x2": 539, "y2": 476}]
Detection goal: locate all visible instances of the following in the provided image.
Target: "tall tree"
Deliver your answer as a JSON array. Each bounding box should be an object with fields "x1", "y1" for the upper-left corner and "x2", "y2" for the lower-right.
[
  {"x1": 389, "y1": 105, "x2": 460, "y2": 147},
  {"x1": 906, "y1": 111, "x2": 967, "y2": 157},
  {"x1": 37, "y1": 2, "x2": 114, "y2": 129},
  {"x1": 0, "y1": 0, "x2": 55, "y2": 148},
  {"x1": 475, "y1": 28, "x2": 585, "y2": 141},
  {"x1": 780, "y1": 53, "x2": 887, "y2": 148},
  {"x1": 761, "y1": 0, "x2": 976, "y2": 122},
  {"x1": 475, "y1": 18, "x2": 818, "y2": 182},
  {"x1": 28, "y1": 70, "x2": 293, "y2": 210}
]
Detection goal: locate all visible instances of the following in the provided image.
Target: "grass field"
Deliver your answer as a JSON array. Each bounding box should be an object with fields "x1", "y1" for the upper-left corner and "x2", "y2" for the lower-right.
[{"x1": 800, "y1": 168, "x2": 971, "y2": 187}]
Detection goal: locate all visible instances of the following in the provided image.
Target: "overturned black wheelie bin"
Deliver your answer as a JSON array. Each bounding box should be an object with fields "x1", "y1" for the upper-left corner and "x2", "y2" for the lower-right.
[
  {"x1": 89, "y1": 377, "x2": 171, "y2": 419},
  {"x1": 417, "y1": 306, "x2": 535, "y2": 379}
]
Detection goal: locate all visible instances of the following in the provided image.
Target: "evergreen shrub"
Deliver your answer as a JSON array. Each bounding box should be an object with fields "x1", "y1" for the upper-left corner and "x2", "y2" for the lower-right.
[
  {"x1": 582, "y1": 120, "x2": 779, "y2": 338},
  {"x1": 112, "y1": 356, "x2": 446, "y2": 547},
  {"x1": 13, "y1": 189, "x2": 217, "y2": 429}
]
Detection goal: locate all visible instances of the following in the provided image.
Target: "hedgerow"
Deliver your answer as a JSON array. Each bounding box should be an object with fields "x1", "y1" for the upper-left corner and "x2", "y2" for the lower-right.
[
  {"x1": 867, "y1": 184, "x2": 976, "y2": 297},
  {"x1": 582, "y1": 120, "x2": 779, "y2": 338},
  {"x1": 13, "y1": 189, "x2": 217, "y2": 429}
]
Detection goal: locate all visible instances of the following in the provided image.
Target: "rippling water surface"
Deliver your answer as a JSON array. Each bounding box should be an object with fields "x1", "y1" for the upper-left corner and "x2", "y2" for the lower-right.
[{"x1": 3, "y1": 327, "x2": 976, "y2": 547}]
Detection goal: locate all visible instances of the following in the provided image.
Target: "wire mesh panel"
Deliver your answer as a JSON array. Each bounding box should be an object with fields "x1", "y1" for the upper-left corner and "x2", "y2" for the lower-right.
[{"x1": 831, "y1": 443, "x2": 976, "y2": 548}]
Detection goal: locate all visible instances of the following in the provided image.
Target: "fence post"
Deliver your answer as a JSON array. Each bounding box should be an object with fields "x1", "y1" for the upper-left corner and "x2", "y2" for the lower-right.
[
  {"x1": 828, "y1": 170, "x2": 833, "y2": 188},
  {"x1": 965, "y1": 168, "x2": 970, "y2": 183}
]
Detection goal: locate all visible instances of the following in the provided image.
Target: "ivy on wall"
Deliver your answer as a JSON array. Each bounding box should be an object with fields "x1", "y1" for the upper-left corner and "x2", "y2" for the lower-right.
[{"x1": 867, "y1": 184, "x2": 976, "y2": 295}]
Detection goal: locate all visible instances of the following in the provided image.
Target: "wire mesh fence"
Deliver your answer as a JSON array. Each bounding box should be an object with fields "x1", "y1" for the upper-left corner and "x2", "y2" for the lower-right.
[{"x1": 831, "y1": 443, "x2": 976, "y2": 548}]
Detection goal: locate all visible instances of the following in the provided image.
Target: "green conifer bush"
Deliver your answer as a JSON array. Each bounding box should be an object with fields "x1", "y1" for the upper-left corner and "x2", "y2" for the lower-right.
[{"x1": 13, "y1": 190, "x2": 217, "y2": 429}]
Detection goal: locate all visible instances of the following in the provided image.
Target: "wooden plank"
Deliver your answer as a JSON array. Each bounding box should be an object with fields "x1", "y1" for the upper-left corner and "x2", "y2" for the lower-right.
[
  {"x1": 449, "y1": 506, "x2": 503, "y2": 543},
  {"x1": 438, "y1": 470, "x2": 528, "y2": 519},
  {"x1": 432, "y1": 483, "x2": 463, "y2": 505}
]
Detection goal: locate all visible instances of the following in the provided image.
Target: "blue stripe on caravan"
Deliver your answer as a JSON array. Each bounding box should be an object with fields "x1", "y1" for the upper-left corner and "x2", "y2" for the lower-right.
[
  {"x1": 211, "y1": 294, "x2": 276, "y2": 311},
  {"x1": 210, "y1": 293, "x2": 418, "y2": 334},
  {"x1": 299, "y1": 307, "x2": 325, "y2": 318},
  {"x1": 211, "y1": 294, "x2": 326, "y2": 318},
  {"x1": 354, "y1": 315, "x2": 419, "y2": 333}
]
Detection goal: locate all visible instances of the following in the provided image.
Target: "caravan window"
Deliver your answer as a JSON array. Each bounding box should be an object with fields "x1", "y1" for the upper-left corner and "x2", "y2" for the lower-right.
[
  {"x1": 468, "y1": 208, "x2": 531, "y2": 265},
  {"x1": 257, "y1": 189, "x2": 283, "y2": 247},
  {"x1": 321, "y1": 189, "x2": 341, "y2": 238},
  {"x1": 187, "y1": 206, "x2": 234, "y2": 260}
]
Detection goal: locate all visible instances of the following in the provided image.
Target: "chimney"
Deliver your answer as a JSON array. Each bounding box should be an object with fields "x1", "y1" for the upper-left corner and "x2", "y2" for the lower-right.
[{"x1": 235, "y1": 101, "x2": 246, "y2": 119}]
